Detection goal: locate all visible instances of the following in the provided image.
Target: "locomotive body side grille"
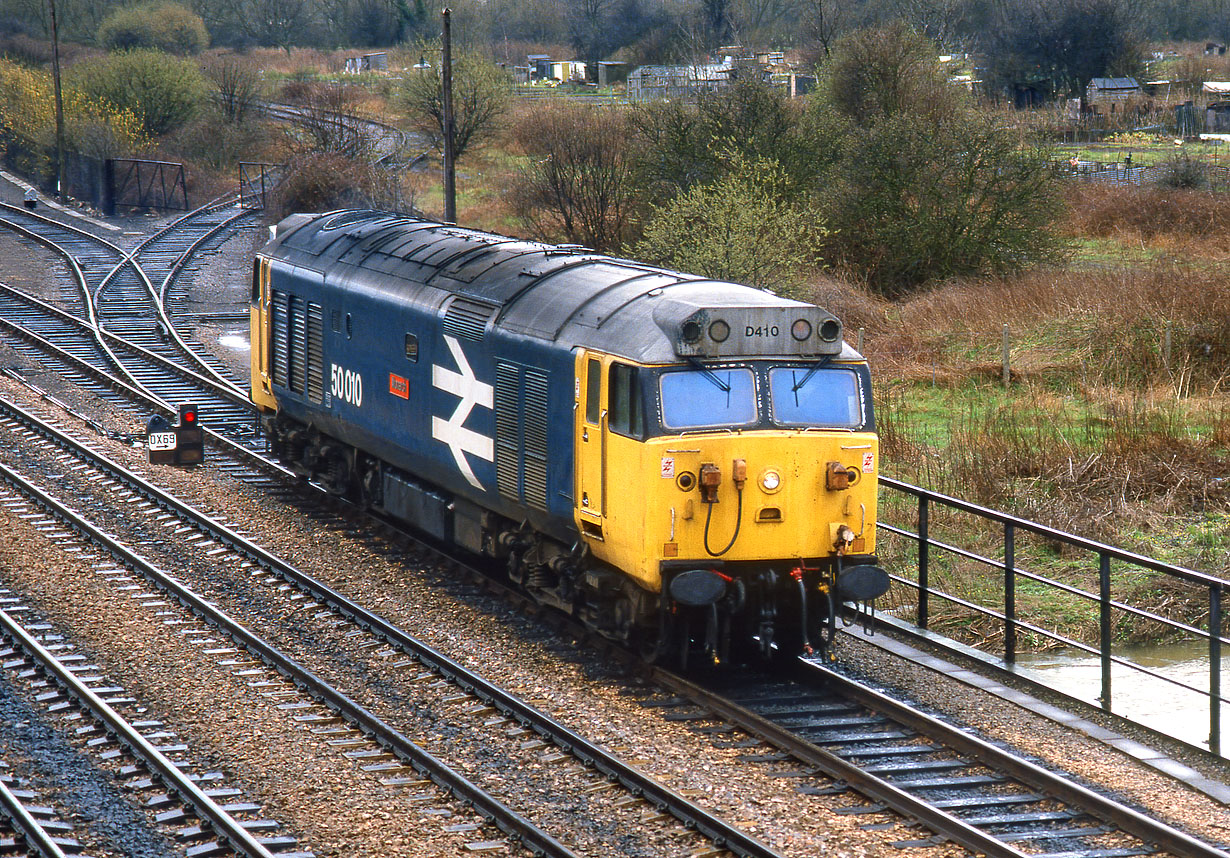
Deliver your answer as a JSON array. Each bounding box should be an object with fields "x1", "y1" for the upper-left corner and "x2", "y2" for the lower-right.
[
  {"x1": 288, "y1": 294, "x2": 306, "y2": 395},
  {"x1": 495, "y1": 363, "x2": 520, "y2": 501},
  {"x1": 522, "y1": 370, "x2": 549, "y2": 511},
  {"x1": 494, "y1": 362, "x2": 550, "y2": 512},
  {"x1": 271, "y1": 290, "x2": 289, "y2": 388},
  {"x1": 306, "y1": 302, "x2": 324, "y2": 403}
]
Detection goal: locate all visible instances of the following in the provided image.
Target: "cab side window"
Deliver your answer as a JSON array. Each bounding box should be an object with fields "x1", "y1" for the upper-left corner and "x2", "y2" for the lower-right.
[
  {"x1": 585, "y1": 358, "x2": 601, "y2": 424},
  {"x1": 608, "y1": 363, "x2": 644, "y2": 438}
]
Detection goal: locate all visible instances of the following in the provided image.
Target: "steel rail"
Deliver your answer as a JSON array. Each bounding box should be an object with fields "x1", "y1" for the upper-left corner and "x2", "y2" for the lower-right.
[
  {"x1": 0, "y1": 205, "x2": 181, "y2": 404},
  {"x1": 0, "y1": 282, "x2": 250, "y2": 409},
  {"x1": 650, "y1": 667, "x2": 1033, "y2": 858},
  {"x1": 0, "y1": 457, "x2": 580, "y2": 858},
  {"x1": 800, "y1": 659, "x2": 1230, "y2": 858},
  {"x1": 151, "y1": 205, "x2": 256, "y2": 398},
  {"x1": 97, "y1": 205, "x2": 252, "y2": 398},
  {"x1": 0, "y1": 777, "x2": 69, "y2": 858},
  {"x1": 0, "y1": 393, "x2": 787, "y2": 858},
  {"x1": 0, "y1": 201, "x2": 251, "y2": 404},
  {"x1": 0, "y1": 314, "x2": 289, "y2": 481},
  {"x1": 0, "y1": 597, "x2": 279, "y2": 858}
]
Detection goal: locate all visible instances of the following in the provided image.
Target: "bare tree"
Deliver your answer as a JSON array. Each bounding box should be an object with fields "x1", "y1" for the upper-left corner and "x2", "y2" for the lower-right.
[
  {"x1": 202, "y1": 54, "x2": 264, "y2": 122},
  {"x1": 397, "y1": 48, "x2": 510, "y2": 160},
  {"x1": 288, "y1": 83, "x2": 370, "y2": 157},
  {"x1": 800, "y1": 0, "x2": 846, "y2": 58},
  {"x1": 510, "y1": 102, "x2": 640, "y2": 252},
  {"x1": 222, "y1": 0, "x2": 317, "y2": 51}
]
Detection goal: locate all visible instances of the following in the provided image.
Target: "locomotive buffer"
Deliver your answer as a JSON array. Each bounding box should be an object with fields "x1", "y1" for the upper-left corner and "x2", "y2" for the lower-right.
[{"x1": 146, "y1": 403, "x2": 204, "y2": 466}]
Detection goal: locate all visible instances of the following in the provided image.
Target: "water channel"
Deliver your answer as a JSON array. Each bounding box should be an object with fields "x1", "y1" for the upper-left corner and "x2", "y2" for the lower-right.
[{"x1": 1015, "y1": 641, "x2": 1229, "y2": 753}]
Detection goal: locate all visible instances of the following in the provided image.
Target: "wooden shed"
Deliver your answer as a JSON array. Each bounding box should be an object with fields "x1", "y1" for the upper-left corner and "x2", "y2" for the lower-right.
[{"x1": 1085, "y1": 77, "x2": 1142, "y2": 115}]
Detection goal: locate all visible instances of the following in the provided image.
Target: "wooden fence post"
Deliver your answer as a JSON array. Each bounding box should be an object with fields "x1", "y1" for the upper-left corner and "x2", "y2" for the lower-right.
[{"x1": 1002, "y1": 324, "x2": 1010, "y2": 389}]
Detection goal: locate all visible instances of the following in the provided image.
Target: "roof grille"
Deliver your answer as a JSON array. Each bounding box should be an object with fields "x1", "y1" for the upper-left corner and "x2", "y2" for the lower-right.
[{"x1": 443, "y1": 297, "x2": 496, "y2": 341}]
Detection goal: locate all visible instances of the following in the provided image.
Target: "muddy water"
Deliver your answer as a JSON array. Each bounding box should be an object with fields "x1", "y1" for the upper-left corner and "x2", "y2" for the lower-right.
[{"x1": 1015, "y1": 642, "x2": 1229, "y2": 751}]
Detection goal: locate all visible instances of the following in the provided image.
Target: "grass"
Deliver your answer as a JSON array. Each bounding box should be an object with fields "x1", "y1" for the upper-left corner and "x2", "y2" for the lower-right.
[{"x1": 829, "y1": 178, "x2": 1230, "y2": 649}]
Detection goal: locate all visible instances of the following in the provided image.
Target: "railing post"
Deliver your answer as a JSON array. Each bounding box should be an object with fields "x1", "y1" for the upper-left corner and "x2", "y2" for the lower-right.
[
  {"x1": 1211, "y1": 586, "x2": 1223, "y2": 756},
  {"x1": 917, "y1": 495, "x2": 929, "y2": 630},
  {"x1": 1099, "y1": 552, "x2": 1112, "y2": 712},
  {"x1": 1004, "y1": 523, "x2": 1016, "y2": 664}
]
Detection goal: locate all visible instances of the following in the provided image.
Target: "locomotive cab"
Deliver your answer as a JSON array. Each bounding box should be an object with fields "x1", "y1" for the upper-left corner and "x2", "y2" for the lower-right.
[{"x1": 571, "y1": 302, "x2": 890, "y2": 667}]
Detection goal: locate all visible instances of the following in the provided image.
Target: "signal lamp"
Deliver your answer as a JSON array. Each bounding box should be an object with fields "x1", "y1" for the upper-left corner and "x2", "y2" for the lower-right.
[
  {"x1": 760, "y1": 469, "x2": 782, "y2": 493},
  {"x1": 791, "y1": 319, "x2": 812, "y2": 341},
  {"x1": 709, "y1": 319, "x2": 730, "y2": 343}
]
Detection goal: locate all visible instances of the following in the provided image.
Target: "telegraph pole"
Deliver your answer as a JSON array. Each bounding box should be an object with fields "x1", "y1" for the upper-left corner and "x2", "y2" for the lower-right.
[
  {"x1": 48, "y1": 0, "x2": 66, "y2": 199},
  {"x1": 441, "y1": 7, "x2": 456, "y2": 224}
]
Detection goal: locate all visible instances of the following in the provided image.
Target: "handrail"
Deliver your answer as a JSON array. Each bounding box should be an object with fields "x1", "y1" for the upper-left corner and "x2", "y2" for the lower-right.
[{"x1": 878, "y1": 475, "x2": 1229, "y2": 756}]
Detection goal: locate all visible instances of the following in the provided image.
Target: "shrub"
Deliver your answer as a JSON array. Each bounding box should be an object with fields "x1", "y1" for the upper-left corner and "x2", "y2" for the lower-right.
[
  {"x1": 635, "y1": 151, "x2": 823, "y2": 294},
  {"x1": 508, "y1": 102, "x2": 639, "y2": 252},
  {"x1": 0, "y1": 58, "x2": 147, "y2": 174},
  {"x1": 98, "y1": 2, "x2": 208, "y2": 55},
  {"x1": 1158, "y1": 154, "x2": 1208, "y2": 189},
  {"x1": 69, "y1": 49, "x2": 207, "y2": 136},
  {"x1": 820, "y1": 112, "x2": 1068, "y2": 295},
  {"x1": 271, "y1": 152, "x2": 404, "y2": 219}
]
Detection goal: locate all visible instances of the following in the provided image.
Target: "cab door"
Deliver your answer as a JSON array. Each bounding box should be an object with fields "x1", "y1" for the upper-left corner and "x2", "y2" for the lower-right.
[{"x1": 575, "y1": 351, "x2": 605, "y2": 538}]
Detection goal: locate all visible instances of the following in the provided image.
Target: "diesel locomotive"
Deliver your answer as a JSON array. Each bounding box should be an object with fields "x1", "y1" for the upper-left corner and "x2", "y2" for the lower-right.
[{"x1": 250, "y1": 210, "x2": 890, "y2": 666}]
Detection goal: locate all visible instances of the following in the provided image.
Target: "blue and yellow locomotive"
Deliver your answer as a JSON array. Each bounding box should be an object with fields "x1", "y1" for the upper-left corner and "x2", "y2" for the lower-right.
[{"x1": 250, "y1": 210, "x2": 889, "y2": 666}]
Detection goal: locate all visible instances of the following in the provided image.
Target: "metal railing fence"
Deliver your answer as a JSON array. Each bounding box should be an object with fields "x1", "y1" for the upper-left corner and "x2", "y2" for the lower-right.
[{"x1": 877, "y1": 475, "x2": 1228, "y2": 756}]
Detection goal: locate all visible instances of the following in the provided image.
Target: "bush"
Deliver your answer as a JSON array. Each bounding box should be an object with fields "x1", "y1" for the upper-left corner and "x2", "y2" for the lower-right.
[
  {"x1": 98, "y1": 2, "x2": 208, "y2": 55},
  {"x1": 1158, "y1": 155, "x2": 1208, "y2": 189},
  {"x1": 635, "y1": 151, "x2": 823, "y2": 294},
  {"x1": 508, "y1": 102, "x2": 639, "y2": 252},
  {"x1": 271, "y1": 152, "x2": 405, "y2": 218},
  {"x1": 69, "y1": 49, "x2": 207, "y2": 136},
  {"x1": 820, "y1": 112, "x2": 1068, "y2": 295},
  {"x1": 0, "y1": 58, "x2": 147, "y2": 175}
]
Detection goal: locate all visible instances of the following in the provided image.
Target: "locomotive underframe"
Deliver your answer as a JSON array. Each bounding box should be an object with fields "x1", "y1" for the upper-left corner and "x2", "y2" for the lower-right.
[{"x1": 262, "y1": 410, "x2": 882, "y2": 668}]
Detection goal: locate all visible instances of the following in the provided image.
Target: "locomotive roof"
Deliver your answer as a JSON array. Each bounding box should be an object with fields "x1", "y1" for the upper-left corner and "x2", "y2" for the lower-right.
[{"x1": 263, "y1": 210, "x2": 853, "y2": 364}]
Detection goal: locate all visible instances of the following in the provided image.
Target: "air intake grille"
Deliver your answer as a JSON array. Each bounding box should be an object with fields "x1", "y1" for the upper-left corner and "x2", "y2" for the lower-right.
[
  {"x1": 306, "y1": 302, "x2": 324, "y2": 403},
  {"x1": 443, "y1": 298, "x2": 496, "y2": 341},
  {"x1": 288, "y1": 294, "x2": 306, "y2": 394},
  {"x1": 271, "y1": 290, "x2": 289, "y2": 388},
  {"x1": 494, "y1": 361, "x2": 550, "y2": 512}
]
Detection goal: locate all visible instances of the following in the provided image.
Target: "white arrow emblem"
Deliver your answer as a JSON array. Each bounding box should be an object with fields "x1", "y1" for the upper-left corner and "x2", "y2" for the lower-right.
[{"x1": 431, "y1": 335, "x2": 494, "y2": 489}]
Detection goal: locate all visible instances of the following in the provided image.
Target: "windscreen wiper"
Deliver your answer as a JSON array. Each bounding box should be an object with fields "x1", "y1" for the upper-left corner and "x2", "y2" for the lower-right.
[
  {"x1": 687, "y1": 357, "x2": 731, "y2": 392},
  {"x1": 791, "y1": 356, "x2": 833, "y2": 393}
]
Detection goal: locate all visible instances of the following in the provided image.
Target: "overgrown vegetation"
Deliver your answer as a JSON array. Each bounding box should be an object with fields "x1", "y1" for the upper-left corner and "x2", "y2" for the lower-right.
[{"x1": 96, "y1": 1, "x2": 208, "y2": 55}]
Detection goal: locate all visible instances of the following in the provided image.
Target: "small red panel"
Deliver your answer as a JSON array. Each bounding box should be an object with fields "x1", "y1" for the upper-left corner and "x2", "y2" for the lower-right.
[{"x1": 389, "y1": 373, "x2": 409, "y2": 399}]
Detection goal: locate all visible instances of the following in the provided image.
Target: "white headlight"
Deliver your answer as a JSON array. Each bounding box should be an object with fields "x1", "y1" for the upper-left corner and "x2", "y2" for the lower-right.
[{"x1": 761, "y1": 470, "x2": 781, "y2": 492}]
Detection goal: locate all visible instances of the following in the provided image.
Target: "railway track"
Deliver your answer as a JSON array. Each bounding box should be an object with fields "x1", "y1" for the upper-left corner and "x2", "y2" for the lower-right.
[
  {"x1": 0, "y1": 199, "x2": 254, "y2": 404},
  {"x1": 0, "y1": 197, "x2": 1226, "y2": 857},
  {"x1": 0, "y1": 393, "x2": 792, "y2": 858},
  {"x1": 0, "y1": 761, "x2": 86, "y2": 858},
  {"x1": 642, "y1": 662, "x2": 1230, "y2": 858},
  {"x1": 0, "y1": 589, "x2": 308, "y2": 858}
]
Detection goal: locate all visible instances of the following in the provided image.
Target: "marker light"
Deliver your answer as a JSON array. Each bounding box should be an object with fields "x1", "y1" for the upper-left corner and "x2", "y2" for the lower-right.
[
  {"x1": 709, "y1": 319, "x2": 730, "y2": 342},
  {"x1": 760, "y1": 469, "x2": 782, "y2": 493},
  {"x1": 791, "y1": 319, "x2": 812, "y2": 341}
]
